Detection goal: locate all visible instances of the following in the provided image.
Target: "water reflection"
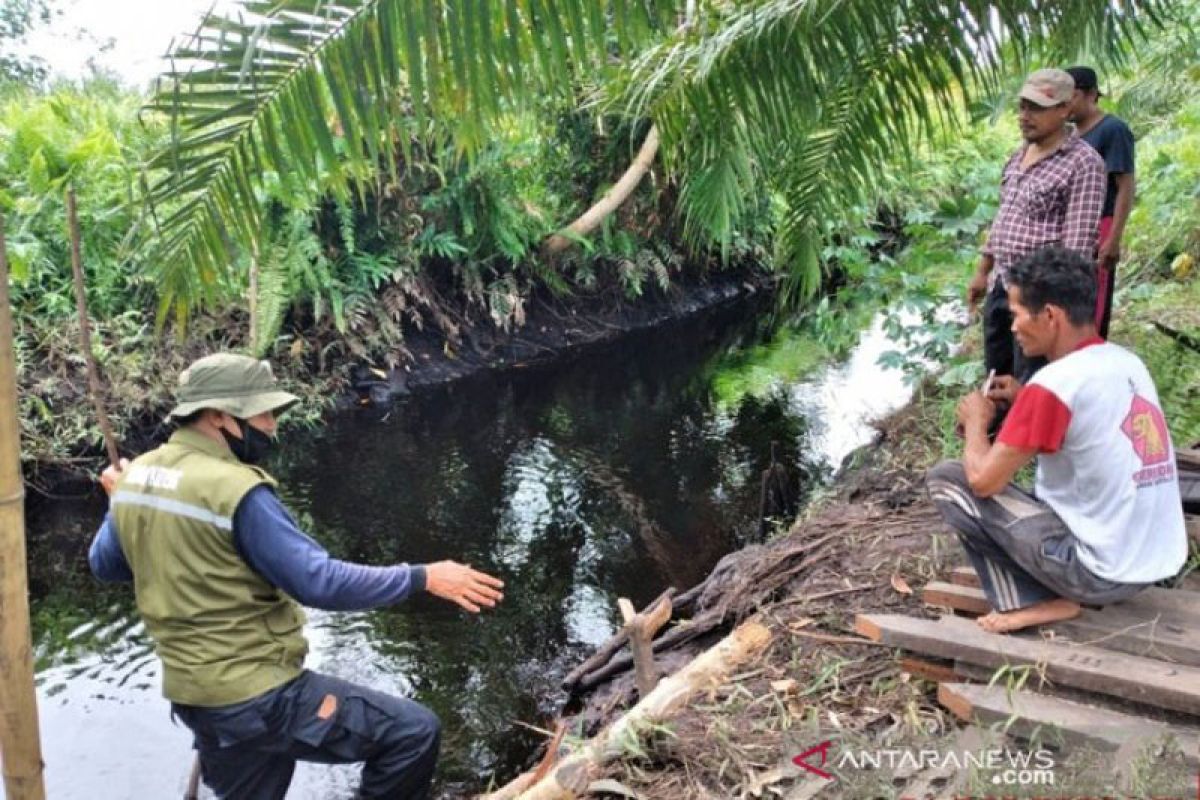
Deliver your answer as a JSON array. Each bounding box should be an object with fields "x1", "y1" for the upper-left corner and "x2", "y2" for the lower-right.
[{"x1": 26, "y1": 300, "x2": 916, "y2": 798}]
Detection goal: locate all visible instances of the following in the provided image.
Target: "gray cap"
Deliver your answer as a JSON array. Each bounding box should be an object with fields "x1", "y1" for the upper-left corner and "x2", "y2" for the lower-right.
[
  {"x1": 168, "y1": 353, "x2": 299, "y2": 420},
  {"x1": 1018, "y1": 68, "x2": 1075, "y2": 107}
]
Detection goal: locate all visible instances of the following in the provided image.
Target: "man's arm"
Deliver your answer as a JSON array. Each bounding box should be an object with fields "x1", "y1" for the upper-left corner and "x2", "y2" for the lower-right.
[
  {"x1": 89, "y1": 514, "x2": 134, "y2": 583},
  {"x1": 962, "y1": 427, "x2": 1037, "y2": 498},
  {"x1": 967, "y1": 253, "x2": 994, "y2": 315},
  {"x1": 234, "y1": 486, "x2": 505, "y2": 613},
  {"x1": 1061, "y1": 154, "x2": 1106, "y2": 257},
  {"x1": 233, "y1": 485, "x2": 427, "y2": 611}
]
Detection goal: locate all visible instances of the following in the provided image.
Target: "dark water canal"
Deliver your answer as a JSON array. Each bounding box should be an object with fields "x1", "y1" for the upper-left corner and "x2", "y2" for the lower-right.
[{"x1": 23, "y1": 298, "x2": 916, "y2": 799}]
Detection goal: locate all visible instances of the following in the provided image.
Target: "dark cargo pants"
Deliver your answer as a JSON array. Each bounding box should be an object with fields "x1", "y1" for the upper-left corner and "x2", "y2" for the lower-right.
[
  {"x1": 173, "y1": 670, "x2": 440, "y2": 799},
  {"x1": 925, "y1": 461, "x2": 1146, "y2": 611}
]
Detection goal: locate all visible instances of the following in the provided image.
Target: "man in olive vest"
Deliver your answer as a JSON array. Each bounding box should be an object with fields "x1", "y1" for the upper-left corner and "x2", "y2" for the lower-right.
[{"x1": 89, "y1": 353, "x2": 505, "y2": 799}]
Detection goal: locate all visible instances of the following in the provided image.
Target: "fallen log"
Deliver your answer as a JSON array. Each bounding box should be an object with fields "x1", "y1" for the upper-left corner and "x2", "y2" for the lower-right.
[
  {"x1": 568, "y1": 530, "x2": 841, "y2": 695},
  {"x1": 481, "y1": 618, "x2": 773, "y2": 800}
]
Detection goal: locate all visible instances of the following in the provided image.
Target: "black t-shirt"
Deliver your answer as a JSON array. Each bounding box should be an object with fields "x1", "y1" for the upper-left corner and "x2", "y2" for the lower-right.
[{"x1": 1079, "y1": 114, "x2": 1135, "y2": 218}]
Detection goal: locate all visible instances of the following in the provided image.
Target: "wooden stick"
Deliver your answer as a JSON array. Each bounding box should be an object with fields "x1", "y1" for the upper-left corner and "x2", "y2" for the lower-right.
[
  {"x1": 0, "y1": 214, "x2": 47, "y2": 799},
  {"x1": 619, "y1": 593, "x2": 673, "y2": 699},
  {"x1": 561, "y1": 587, "x2": 674, "y2": 691},
  {"x1": 183, "y1": 757, "x2": 202, "y2": 800},
  {"x1": 66, "y1": 187, "x2": 120, "y2": 468}
]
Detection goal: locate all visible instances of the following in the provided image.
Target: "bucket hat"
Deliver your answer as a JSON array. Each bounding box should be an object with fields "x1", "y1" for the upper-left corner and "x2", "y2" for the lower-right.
[{"x1": 168, "y1": 353, "x2": 299, "y2": 420}]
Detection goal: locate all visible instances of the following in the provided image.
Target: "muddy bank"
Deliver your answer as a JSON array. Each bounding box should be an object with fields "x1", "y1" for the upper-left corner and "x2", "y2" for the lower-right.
[
  {"x1": 22, "y1": 270, "x2": 772, "y2": 501},
  {"x1": 343, "y1": 272, "x2": 772, "y2": 405}
]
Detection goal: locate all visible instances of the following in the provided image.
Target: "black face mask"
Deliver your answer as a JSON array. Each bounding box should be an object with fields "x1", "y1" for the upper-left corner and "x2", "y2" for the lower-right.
[{"x1": 221, "y1": 418, "x2": 274, "y2": 465}]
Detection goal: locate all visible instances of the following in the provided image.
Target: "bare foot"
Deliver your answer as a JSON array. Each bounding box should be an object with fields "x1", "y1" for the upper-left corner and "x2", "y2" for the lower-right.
[{"x1": 976, "y1": 598, "x2": 1081, "y2": 634}]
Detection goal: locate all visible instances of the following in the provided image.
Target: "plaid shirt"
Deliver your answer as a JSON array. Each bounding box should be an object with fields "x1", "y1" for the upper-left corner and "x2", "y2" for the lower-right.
[{"x1": 983, "y1": 133, "x2": 1106, "y2": 285}]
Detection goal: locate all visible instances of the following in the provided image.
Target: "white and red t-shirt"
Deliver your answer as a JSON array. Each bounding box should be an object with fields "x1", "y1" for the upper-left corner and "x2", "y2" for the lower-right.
[{"x1": 997, "y1": 338, "x2": 1186, "y2": 582}]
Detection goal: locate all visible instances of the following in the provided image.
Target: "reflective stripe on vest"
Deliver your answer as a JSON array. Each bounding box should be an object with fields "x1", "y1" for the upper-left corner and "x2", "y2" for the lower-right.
[{"x1": 111, "y1": 490, "x2": 234, "y2": 530}]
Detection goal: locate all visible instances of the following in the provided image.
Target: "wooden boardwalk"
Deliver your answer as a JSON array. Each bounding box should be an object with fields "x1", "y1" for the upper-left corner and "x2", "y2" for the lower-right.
[{"x1": 853, "y1": 449, "x2": 1200, "y2": 794}]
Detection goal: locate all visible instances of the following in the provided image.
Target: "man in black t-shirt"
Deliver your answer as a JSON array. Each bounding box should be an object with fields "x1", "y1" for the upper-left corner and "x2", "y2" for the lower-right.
[{"x1": 1066, "y1": 66, "x2": 1135, "y2": 339}]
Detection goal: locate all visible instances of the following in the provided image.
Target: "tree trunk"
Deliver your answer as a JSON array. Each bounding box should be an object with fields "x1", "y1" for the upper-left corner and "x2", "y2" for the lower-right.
[
  {"x1": 0, "y1": 215, "x2": 47, "y2": 799},
  {"x1": 542, "y1": 125, "x2": 660, "y2": 256}
]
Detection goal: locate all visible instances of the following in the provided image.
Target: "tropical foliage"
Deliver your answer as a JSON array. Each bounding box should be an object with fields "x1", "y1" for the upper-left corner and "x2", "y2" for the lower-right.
[
  {"x1": 140, "y1": 0, "x2": 1174, "y2": 321},
  {"x1": 6, "y1": 0, "x2": 1200, "y2": 472}
]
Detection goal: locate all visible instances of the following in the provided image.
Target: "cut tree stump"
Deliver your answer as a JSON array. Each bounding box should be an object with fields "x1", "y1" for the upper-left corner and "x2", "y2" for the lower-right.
[
  {"x1": 922, "y1": 581, "x2": 990, "y2": 615},
  {"x1": 855, "y1": 613, "x2": 1200, "y2": 715},
  {"x1": 938, "y1": 682, "x2": 1200, "y2": 767}
]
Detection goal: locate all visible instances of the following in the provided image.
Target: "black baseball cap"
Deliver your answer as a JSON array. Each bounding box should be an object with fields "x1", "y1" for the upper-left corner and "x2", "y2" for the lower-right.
[{"x1": 1067, "y1": 66, "x2": 1103, "y2": 96}]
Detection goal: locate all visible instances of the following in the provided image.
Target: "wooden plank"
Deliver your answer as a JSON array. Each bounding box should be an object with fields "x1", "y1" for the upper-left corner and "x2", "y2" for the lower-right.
[
  {"x1": 1186, "y1": 514, "x2": 1200, "y2": 546},
  {"x1": 1045, "y1": 604, "x2": 1200, "y2": 666},
  {"x1": 923, "y1": 581, "x2": 990, "y2": 615},
  {"x1": 855, "y1": 613, "x2": 1200, "y2": 715},
  {"x1": 1112, "y1": 586, "x2": 1200, "y2": 618},
  {"x1": 899, "y1": 656, "x2": 961, "y2": 684},
  {"x1": 938, "y1": 682, "x2": 1200, "y2": 767},
  {"x1": 1178, "y1": 447, "x2": 1200, "y2": 471},
  {"x1": 949, "y1": 565, "x2": 980, "y2": 588}
]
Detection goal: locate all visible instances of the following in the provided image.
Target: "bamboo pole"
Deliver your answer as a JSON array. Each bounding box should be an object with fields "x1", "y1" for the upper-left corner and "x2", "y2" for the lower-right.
[
  {"x1": 0, "y1": 215, "x2": 47, "y2": 798},
  {"x1": 66, "y1": 187, "x2": 120, "y2": 467}
]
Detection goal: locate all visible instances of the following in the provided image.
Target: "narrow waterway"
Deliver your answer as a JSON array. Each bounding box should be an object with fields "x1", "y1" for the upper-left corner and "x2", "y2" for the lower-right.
[{"x1": 23, "y1": 299, "x2": 919, "y2": 799}]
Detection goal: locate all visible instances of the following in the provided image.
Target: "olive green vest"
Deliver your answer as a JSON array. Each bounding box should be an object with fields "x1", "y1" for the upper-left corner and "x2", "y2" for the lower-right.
[{"x1": 111, "y1": 428, "x2": 308, "y2": 706}]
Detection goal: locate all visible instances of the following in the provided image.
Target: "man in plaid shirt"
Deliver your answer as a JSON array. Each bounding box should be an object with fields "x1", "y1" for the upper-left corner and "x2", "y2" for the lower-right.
[{"x1": 967, "y1": 69, "x2": 1106, "y2": 384}]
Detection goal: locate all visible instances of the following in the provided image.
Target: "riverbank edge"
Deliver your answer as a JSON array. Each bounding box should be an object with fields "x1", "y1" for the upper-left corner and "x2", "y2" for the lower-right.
[
  {"x1": 345, "y1": 270, "x2": 774, "y2": 406},
  {"x1": 22, "y1": 268, "x2": 775, "y2": 501}
]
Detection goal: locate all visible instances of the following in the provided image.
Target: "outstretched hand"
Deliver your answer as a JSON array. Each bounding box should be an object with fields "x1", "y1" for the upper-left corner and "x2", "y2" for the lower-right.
[
  {"x1": 99, "y1": 458, "x2": 130, "y2": 496},
  {"x1": 424, "y1": 561, "x2": 505, "y2": 613}
]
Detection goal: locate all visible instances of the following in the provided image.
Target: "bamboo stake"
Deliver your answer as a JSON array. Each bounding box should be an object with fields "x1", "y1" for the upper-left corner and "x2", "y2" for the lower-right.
[
  {"x1": 67, "y1": 191, "x2": 200, "y2": 797},
  {"x1": 0, "y1": 214, "x2": 47, "y2": 798},
  {"x1": 66, "y1": 187, "x2": 120, "y2": 467}
]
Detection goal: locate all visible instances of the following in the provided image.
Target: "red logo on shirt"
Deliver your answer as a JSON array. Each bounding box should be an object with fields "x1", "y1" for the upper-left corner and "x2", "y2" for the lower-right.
[{"x1": 1120, "y1": 394, "x2": 1170, "y2": 466}]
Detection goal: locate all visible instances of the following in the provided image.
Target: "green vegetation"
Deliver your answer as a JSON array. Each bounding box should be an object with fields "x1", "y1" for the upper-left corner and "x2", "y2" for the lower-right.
[{"x1": 2, "y1": 0, "x2": 1198, "y2": 478}]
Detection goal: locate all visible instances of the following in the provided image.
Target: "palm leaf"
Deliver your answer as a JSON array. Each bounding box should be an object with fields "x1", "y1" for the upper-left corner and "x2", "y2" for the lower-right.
[
  {"x1": 616, "y1": 0, "x2": 1174, "y2": 301},
  {"x1": 139, "y1": 0, "x2": 680, "y2": 326}
]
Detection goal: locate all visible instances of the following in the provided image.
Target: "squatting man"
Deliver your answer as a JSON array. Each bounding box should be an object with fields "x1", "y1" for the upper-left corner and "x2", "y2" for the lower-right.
[{"x1": 928, "y1": 246, "x2": 1187, "y2": 633}]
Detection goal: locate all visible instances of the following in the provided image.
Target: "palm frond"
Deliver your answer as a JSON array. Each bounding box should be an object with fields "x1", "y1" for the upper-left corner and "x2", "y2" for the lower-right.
[
  {"x1": 140, "y1": 0, "x2": 681, "y2": 325},
  {"x1": 617, "y1": 0, "x2": 1175, "y2": 301}
]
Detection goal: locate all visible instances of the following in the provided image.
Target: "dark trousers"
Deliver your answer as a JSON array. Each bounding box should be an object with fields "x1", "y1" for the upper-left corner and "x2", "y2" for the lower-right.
[
  {"x1": 982, "y1": 280, "x2": 1046, "y2": 385},
  {"x1": 173, "y1": 671, "x2": 440, "y2": 800},
  {"x1": 1096, "y1": 215, "x2": 1116, "y2": 339},
  {"x1": 925, "y1": 461, "x2": 1146, "y2": 611}
]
